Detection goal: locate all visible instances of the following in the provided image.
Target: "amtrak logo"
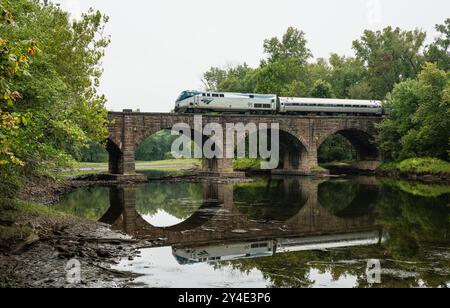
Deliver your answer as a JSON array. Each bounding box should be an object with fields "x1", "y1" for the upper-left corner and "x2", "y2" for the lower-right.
[{"x1": 201, "y1": 98, "x2": 214, "y2": 104}]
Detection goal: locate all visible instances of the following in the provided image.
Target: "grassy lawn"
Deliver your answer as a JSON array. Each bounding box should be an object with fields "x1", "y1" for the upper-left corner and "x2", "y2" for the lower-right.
[
  {"x1": 75, "y1": 159, "x2": 201, "y2": 169},
  {"x1": 56, "y1": 159, "x2": 202, "y2": 177},
  {"x1": 233, "y1": 158, "x2": 263, "y2": 171},
  {"x1": 378, "y1": 158, "x2": 450, "y2": 174}
]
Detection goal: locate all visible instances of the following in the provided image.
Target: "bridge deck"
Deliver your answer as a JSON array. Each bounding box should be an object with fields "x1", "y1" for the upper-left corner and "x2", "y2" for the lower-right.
[{"x1": 108, "y1": 111, "x2": 384, "y2": 120}]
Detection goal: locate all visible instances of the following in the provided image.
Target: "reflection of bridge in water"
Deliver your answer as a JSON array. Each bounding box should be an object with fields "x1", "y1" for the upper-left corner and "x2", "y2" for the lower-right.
[{"x1": 100, "y1": 177, "x2": 383, "y2": 252}]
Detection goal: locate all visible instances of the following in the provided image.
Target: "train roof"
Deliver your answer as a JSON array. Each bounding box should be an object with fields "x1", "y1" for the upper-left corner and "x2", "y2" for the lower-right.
[
  {"x1": 221, "y1": 92, "x2": 277, "y2": 99},
  {"x1": 280, "y1": 97, "x2": 382, "y2": 105}
]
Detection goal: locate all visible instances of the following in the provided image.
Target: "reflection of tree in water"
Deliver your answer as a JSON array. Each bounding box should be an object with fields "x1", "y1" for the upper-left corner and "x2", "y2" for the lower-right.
[
  {"x1": 136, "y1": 182, "x2": 204, "y2": 220},
  {"x1": 216, "y1": 246, "x2": 382, "y2": 288},
  {"x1": 233, "y1": 180, "x2": 307, "y2": 221},
  {"x1": 218, "y1": 243, "x2": 450, "y2": 288},
  {"x1": 377, "y1": 183, "x2": 450, "y2": 261},
  {"x1": 53, "y1": 187, "x2": 110, "y2": 220},
  {"x1": 218, "y1": 180, "x2": 450, "y2": 288},
  {"x1": 318, "y1": 181, "x2": 378, "y2": 218}
]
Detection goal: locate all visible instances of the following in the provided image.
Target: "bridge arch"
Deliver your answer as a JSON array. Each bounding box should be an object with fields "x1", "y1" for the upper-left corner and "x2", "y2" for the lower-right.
[
  {"x1": 318, "y1": 127, "x2": 380, "y2": 169},
  {"x1": 278, "y1": 129, "x2": 310, "y2": 171},
  {"x1": 100, "y1": 185, "x2": 223, "y2": 237},
  {"x1": 107, "y1": 138, "x2": 123, "y2": 174}
]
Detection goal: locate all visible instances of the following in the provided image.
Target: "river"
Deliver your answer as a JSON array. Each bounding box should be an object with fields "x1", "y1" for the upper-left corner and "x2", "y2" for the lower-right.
[{"x1": 54, "y1": 173, "x2": 450, "y2": 288}]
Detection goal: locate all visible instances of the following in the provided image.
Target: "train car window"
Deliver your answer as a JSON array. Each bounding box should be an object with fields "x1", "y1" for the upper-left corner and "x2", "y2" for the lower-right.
[
  {"x1": 220, "y1": 94, "x2": 225, "y2": 97},
  {"x1": 212, "y1": 94, "x2": 218, "y2": 97},
  {"x1": 207, "y1": 93, "x2": 211, "y2": 97},
  {"x1": 263, "y1": 104, "x2": 271, "y2": 108},
  {"x1": 254, "y1": 104, "x2": 262, "y2": 108},
  {"x1": 249, "y1": 95, "x2": 254, "y2": 99},
  {"x1": 202, "y1": 93, "x2": 206, "y2": 97}
]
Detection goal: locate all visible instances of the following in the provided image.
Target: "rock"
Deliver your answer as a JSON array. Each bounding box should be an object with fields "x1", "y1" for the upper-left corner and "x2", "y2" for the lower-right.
[
  {"x1": 96, "y1": 250, "x2": 112, "y2": 258},
  {"x1": 56, "y1": 245, "x2": 70, "y2": 254}
]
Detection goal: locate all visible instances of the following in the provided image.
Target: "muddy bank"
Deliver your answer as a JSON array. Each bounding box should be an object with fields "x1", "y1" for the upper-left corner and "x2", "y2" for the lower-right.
[
  {"x1": 0, "y1": 195, "x2": 163, "y2": 288},
  {"x1": 0, "y1": 214, "x2": 156, "y2": 288},
  {"x1": 1, "y1": 176, "x2": 155, "y2": 288}
]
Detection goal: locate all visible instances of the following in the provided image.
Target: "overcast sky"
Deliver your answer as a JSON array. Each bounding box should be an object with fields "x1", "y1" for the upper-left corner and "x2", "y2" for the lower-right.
[{"x1": 52, "y1": 0, "x2": 450, "y2": 112}]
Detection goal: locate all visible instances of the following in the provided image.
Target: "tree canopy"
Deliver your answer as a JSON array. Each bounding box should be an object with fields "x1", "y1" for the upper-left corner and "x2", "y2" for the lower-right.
[
  {"x1": 377, "y1": 63, "x2": 450, "y2": 160},
  {"x1": 0, "y1": 0, "x2": 109, "y2": 196}
]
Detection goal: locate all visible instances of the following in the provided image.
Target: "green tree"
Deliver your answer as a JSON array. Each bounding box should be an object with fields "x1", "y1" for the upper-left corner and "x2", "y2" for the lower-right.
[
  {"x1": 310, "y1": 79, "x2": 334, "y2": 98},
  {"x1": 0, "y1": 0, "x2": 110, "y2": 197},
  {"x1": 377, "y1": 63, "x2": 450, "y2": 160},
  {"x1": 262, "y1": 27, "x2": 312, "y2": 65},
  {"x1": 347, "y1": 81, "x2": 374, "y2": 100},
  {"x1": 353, "y1": 27, "x2": 426, "y2": 99},
  {"x1": 135, "y1": 130, "x2": 179, "y2": 161},
  {"x1": 328, "y1": 54, "x2": 367, "y2": 99},
  {"x1": 318, "y1": 135, "x2": 356, "y2": 163},
  {"x1": 202, "y1": 67, "x2": 227, "y2": 91},
  {"x1": 425, "y1": 18, "x2": 450, "y2": 71},
  {"x1": 202, "y1": 64, "x2": 255, "y2": 93},
  {"x1": 254, "y1": 57, "x2": 307, "y2": 95},
  {"x1": 0, "y1": 1, "x2": 36, "y2": 197},
  {"x1": 305, "y1": 58, "x2": 331, "y2": 87},
  {"x1": 79, "y1": 141, "x2": 108, "y2": 162}
]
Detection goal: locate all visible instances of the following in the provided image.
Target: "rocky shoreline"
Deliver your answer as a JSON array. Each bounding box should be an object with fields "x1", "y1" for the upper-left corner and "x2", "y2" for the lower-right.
[
  {"x1": 0, "y1": 218, "x2": 152, "y2": 288},
  {"x1": 1, "y1": 175, "x2": 152, "y2": 288},
  {"x1": 1, "y1": 172, "x2": 255, "y2": 288}
]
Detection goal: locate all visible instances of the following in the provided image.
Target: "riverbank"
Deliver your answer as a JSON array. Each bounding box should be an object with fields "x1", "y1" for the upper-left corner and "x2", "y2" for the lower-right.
[
  {"x1": 320, "y1": 158, "x2": 450, "y2": 184},
  {"x1": 375, "y1": 158, "x2": 450, "y2": 184},
  {"x1": 0, "y1": 176, "x2": 157, "y2": 288},
  {"x1": 0, "y1": 165, "x2": 257, "y2": 288}
]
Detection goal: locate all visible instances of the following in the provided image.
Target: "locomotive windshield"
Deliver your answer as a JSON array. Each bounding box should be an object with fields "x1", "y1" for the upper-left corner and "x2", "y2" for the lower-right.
[{"x1": 176, "y1": 91, "x2": 201, "y2": 102}]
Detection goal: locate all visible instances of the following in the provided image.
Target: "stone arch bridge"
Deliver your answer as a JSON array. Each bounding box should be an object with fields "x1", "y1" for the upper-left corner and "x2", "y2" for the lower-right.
[{"x1": 107, "y1": 111, "x2": 383, "y2": 176}]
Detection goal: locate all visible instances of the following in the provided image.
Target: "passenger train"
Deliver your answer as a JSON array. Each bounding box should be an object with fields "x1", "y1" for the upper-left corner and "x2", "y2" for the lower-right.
[
  {"x1": 172, "y1": 230, "x2": 386, "y2": 265},
  {"x1": 174, "y1": 90, "x2": 385, "y2": 116}
]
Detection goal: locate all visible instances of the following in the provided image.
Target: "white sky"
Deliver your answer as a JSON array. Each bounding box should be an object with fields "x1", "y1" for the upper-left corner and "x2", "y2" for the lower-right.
[{"x1": 52, "y1": 0, "x2": 450, "y2": 112}]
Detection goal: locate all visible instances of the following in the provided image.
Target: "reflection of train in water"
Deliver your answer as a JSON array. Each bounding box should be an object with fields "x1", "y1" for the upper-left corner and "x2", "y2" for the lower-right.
[
  {"x1": 174, "y1": 90, "x2": 385, "y2": 116},
  {"x1": 173, "y1": 241, "x2": 274, "y2": 265},
  {"x1": 172, "y1": 230, "x2": 386, "y2": 265}
]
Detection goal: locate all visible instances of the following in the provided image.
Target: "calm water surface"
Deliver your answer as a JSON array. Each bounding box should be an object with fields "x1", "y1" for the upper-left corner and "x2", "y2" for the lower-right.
[{"x1": 54, "y1": 173, "x2": 450, "y2": 288}]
